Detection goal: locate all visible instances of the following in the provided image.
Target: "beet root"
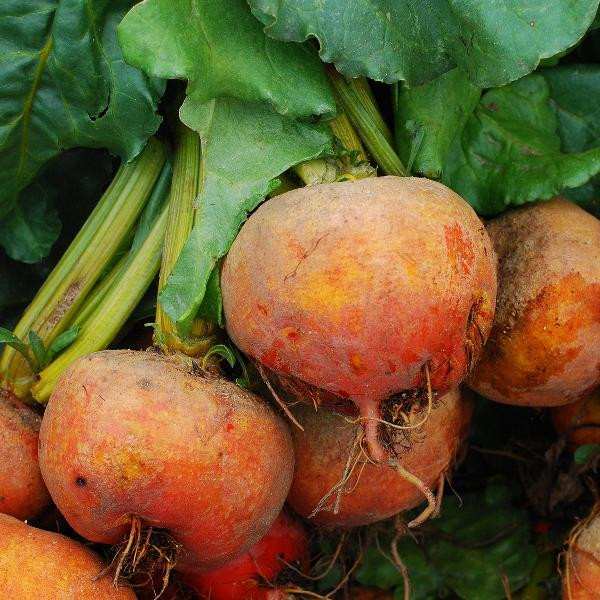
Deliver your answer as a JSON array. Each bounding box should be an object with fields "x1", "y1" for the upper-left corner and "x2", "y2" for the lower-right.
[
  {"x1": 470, "y1": 199, "x2": 600, "y2": 407},
  {"x1": 38, "y1": 350, "x2": 295, "y2": 572},
  {"x1": 0, "y1": 512, "x2": 135, "y2": 599},
  {"x1": 222, "y1": 176, "x2": 496, "y2": 462},
  {"x1": 0, "y1": 389, "x2": 50, "y2": 520},
  {"x1": 564, "y1": 512, "x2": 600, "y2": 599},
  {"x1": 552, "y1": 388, "x2": 600, "y2": 451},
  {"x1": 184, "y1": 510, "x2": 309, "y2": 600},
  {"x1": 287, "y1": 388, "x2": 473, "y2": 528}
]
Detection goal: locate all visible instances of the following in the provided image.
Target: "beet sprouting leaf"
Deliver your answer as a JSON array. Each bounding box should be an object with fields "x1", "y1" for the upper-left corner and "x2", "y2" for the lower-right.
[
  {"x1": 0, "y1": 0, "x2": 164, "y2": 261},
  {"x1": 0, "y1": 328, "x2": 31, "y2": 367},
  {"x1": 574, "y1": 443, "x2": 600, "y2": 464},
  {"x1": 158, "y1": 98, "x2": 334, "y2": 332},
  {"x1": 443, "y1": 74, "x2": 600, "y2": 214},
  {"x1": 395, "y1": 69, "x2": 481, "y2": 179},
  {"x1": 248, "y1": 0, "x2": 599, "y2": 87},
  {"x1": 44, "y1": 327, "x2": 80, "y2": 367}
]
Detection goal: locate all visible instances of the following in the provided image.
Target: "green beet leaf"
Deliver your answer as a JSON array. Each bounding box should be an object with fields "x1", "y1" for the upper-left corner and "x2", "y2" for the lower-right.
[
  {"x1": 353, "y1": 479, "x2": 536, "y2": 600},
  {"x1": 158, "y1": 97, "x2": 335, "y2": 333},
  {"x1": 543, "y1": 64, "x2": 600, "y2": 215},
  {"x1": 0, "y1": 0, "x2": 164, "y2": 260},
  {"x1": 543, "y1": 65, "x2": 600, "y2": 153},
  {"x1": 0, "y1": 180, "x2": 61, "y2": 264},
  {"x1": 428, "y1": 481, "x2": 537, "y2": 599},
  {"x1": 563, "y1": 176, "x2": 600, "y2": 216},
  {"x1": 443, "y1": 74, "x2": 600, "y2": 214},
  {"x1": 248, "y1": 0, "x2": 599, "y2": 87},
  {"x1": 44, "y1": 326, "x2": 80, "y2": 367},
  {"x1": 574, "y1": 443, "x2": 600, "y2": 465},
  {"x1": 118, "y1": 0, "x2": 335, "y2": 119},
  {"x1": 356, "y1": 544, "x2": 444, "y2": 600},
  {"x1": 395, "y1": 69, "x2": 481, "y2": 179}
]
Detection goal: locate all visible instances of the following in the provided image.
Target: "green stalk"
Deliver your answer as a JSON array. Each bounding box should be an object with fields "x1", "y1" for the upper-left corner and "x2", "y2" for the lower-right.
[
  {"x1": 71, "y1": 256, "x2": 126, "y2": 330},
  {"x1": 74, "y1": 161, "x2": 174, "y2": 330},
  {"x1": 0, "y1": 139, "x2": 166, "y2": 392},
  {"x1": 32, "y1": 205, "x2": 169, "y2": 403},
  {"x1": 155, "y1": 123, "x2": 218, "y2": 356},
  {"x1": 348, "y1": 77, "x2": 395, "y2": 147},
  {"x1": 327, "y1": 67, "x2": 406, "y2": 176},
  {"x1": 327, "y1": 110, "x2": 369, "y2": 164}
]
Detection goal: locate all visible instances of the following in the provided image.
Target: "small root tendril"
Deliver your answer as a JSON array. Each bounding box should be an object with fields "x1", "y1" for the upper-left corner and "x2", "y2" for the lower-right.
[
  {"x1": 396, "y1": 463, "x2": 437, "y2": 528},
  {"x1": 96, "y1": 515, "x2": 182, "y2": 599}
]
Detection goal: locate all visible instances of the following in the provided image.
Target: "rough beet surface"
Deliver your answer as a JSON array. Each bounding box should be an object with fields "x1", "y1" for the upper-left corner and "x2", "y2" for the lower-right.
[
  {"x1": 0, "y1": 389, "x2": 50, "y2": 520},
  {"x1": 471, "y1": 199, "x2": 600, "y2": 407},
  {"x1": 38, "y1": 350, "x2": 295, "y2": 572},
  {"x1": 222, "y1": 177, "x2": 496, "y2": 461},
  {"x1": 287, "y1": 388, "x2": 473, "y2": 528},
  {"x1": 0, "y1": 513, "x2": 135, "y2": 599}
]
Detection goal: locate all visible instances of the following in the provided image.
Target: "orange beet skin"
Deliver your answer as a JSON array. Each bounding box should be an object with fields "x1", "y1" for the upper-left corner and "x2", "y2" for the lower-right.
[
  {"x1": 287, "y1": 388, "x2": 473, "y2": 528},
  {"x1": 185, "y1": 510, "x2": 309, "y2": 600},
  {"x1": 0, "y1": 389, "x2": 50, "y2": 520},
  {"x1": 0, "y1": 513, "x2": 135, "y2": 599},
  {"x1": 222, "y1": 177, "x2": 496, "y2": 461},
  {"x1": 471, "y1": 199, "x2": 600, "y2": 407},
  {"x1": 39, "y1": 350, "x2": 295, "y2": 572}
]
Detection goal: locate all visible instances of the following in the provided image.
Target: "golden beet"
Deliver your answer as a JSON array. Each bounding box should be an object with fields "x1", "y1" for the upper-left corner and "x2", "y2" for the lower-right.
[
  {"x1": 222, "y1": 176, "x2": 495, "y2": 461},
  {"x1": 287, "y1": 388, "x2": 472, "y2": 527},
  {"x1": 471, "y1": 199, "x2": 600, "y2": 407},
  {"x1": 0, "y1": 513, "x2": 136, "y2": 599},
  {"x1": 0, "y1": 390, "x2": 50, "y2": 520},
  {"x1": 39, "y1": 350, "x2": 294, "y2": 571}
]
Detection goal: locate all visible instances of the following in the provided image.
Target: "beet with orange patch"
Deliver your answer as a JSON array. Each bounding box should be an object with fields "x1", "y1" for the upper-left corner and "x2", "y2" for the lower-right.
[
  {"x1": 0, "y1": 513, "x2": 135, "y2": 599},
  {"x1": 471, "y1": 199, "x2": 600, "y2": 407},
  {"x1": 0, "y1": 389, "x2": 50, "y2": 520},
  {"x1": 39, "y1": 350, "x2": 295, "y2": 572}
]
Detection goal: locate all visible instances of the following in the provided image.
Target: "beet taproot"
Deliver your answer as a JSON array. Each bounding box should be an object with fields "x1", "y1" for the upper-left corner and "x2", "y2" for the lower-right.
[
  {"x1": 564, "y1": 513, "x2": 600, "y2": 599},
  {"x1": 0, "y1": 389, "x2": 50, "y2": 520},
  {"x1": 222, "y1": 176, "x2": 495, "y2": 462},
  {"x1": 184, "y1": 510, "x2": 309, "y2": 599},
  {"x1": 286, "y1": 388, "x2": 473, "y2": 528},
  {"x1": 39, "y1": 350, "x2": 295, "y2": 572},
  {"x1": 552, "y1": 388, "x2": 600, "y2": 451},
  {"x1": 470, "y1": 199, "x2": 600, "y2": 407},
  {"x1": 0, "y1": 512, "x2": 135, "y2": 599}
]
